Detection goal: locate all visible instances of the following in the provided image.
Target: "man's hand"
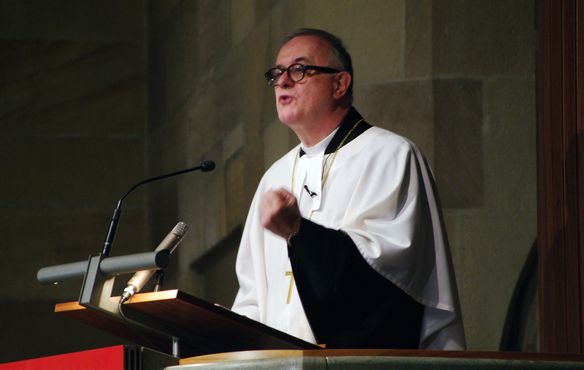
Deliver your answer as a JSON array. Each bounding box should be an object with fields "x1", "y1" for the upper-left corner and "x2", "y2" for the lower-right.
[{"x1": 260, "y1": 188, "x2": 301, "y2": 240}]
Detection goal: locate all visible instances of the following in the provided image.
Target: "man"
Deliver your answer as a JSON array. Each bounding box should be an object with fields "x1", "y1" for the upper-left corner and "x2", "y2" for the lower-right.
[{"x1": 232, "y1": 28, "x2": 465, "y2": 350}]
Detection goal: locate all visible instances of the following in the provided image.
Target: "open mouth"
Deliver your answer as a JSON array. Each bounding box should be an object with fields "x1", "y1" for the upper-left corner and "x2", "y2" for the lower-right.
[{"x1": 278, "y1": 95, "x2": 293, "y2": 105}]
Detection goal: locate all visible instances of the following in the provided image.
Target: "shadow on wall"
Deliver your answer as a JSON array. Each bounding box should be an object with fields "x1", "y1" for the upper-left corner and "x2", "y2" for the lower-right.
[
  {"x1": 500, "y1": 241, "x2": 539, "y2": 352},
  {"x1": 190, "y1": 225, "x2": 242, "y2": 307}
]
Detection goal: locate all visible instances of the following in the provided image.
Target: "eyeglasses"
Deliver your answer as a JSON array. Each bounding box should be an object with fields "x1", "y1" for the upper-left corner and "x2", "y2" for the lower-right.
[{"x1": 264, "y1": 63, "x2": 341, "y2": 87}]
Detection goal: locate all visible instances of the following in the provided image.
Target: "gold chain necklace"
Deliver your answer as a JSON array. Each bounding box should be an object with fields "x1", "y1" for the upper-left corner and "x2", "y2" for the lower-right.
[
  {"x1": 290, "y1": 118, "x2": 363, "y2": 204},
  {"x1": 285, "y1": 119, "x2": 362, "y2": 305}
]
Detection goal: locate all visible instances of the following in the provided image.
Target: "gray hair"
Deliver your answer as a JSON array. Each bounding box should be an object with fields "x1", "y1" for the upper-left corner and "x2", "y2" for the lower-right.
[{"x1": 282, "y1": 28, "x2": 354, "y2": 104}]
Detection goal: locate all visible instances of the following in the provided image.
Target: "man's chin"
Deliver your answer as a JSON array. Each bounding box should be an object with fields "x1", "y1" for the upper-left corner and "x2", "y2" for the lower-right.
[{"x1": 277, "y1": 111, "x2": 298, "y2": 126}]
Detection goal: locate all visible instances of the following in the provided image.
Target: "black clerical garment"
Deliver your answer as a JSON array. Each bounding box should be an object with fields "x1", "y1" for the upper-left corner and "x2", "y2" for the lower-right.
[{"x1": 233, "y1": 107, "x2": 466, "y2": 349}]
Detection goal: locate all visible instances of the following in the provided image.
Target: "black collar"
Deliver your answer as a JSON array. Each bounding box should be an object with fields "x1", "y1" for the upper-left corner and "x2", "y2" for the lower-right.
[{"x1": 299, "y1": 107, "x2": 371, "y2": 157}]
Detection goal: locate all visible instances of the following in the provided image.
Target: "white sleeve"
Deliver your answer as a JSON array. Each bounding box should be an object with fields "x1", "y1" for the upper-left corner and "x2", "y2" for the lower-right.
[{"x1": 231, "y1": 187, "x2": 266, "y2": 322}]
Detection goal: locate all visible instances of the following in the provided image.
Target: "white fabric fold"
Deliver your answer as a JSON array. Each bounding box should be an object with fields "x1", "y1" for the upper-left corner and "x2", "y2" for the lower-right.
[{"x1": 232, "y1": 126, "x2": 466, "y2": 349}]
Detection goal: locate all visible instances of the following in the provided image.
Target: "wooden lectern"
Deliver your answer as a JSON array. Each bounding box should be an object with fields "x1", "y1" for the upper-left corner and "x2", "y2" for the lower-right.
[{"x1": 55, "y1": 289, "x2": 319, "y2": 358}]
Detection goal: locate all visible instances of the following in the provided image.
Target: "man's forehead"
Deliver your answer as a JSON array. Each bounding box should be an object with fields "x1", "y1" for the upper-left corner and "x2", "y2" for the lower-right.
[{"x1": 275, "y1": 35, "x2": 331, "y2": 65}]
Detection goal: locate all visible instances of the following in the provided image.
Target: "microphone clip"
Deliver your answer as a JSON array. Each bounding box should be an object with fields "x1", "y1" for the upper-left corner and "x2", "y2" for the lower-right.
[{"x1": 304, "y1": 185, "x2": 318, "y2": 198}]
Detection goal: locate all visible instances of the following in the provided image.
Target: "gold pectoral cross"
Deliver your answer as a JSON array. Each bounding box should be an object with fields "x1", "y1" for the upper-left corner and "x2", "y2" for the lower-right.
[{"x1": 285, "y1": 271, "x2": 295, "y2": 304}]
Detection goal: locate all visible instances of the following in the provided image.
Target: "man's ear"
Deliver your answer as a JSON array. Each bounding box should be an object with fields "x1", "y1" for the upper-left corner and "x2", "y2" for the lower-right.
[{"x1": 333, "y1": 71, "x2": 352, "y2": 100}]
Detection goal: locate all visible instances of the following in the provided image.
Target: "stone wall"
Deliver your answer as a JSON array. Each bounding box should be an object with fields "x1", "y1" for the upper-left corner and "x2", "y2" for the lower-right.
[
  {"x1": 0, "y1": 0, "x2": 148, "y2": 362},
  {"x1": 147, "y1": 0, "x2": 536, "y2": 351},
  {"x1": 0, "y1": 0, "x2": 537, "y2": 362}
]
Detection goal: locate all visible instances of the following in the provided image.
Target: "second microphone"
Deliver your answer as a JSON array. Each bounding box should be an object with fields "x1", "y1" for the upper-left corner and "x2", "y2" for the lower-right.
[{"x1": 120, "y1": 222, "x2": 188, "y2": 303}]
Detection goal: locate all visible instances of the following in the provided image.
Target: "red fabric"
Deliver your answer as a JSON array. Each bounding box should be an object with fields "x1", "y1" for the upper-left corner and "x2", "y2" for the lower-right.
[{"x1": 0, "y1": 345, "x2": 125, "y2": 370}]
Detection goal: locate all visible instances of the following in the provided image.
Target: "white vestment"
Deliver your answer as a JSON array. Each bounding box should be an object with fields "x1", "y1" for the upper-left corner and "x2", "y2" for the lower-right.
[{"x1": 232, "y1": 124, "x2": 466, "y2": 350}]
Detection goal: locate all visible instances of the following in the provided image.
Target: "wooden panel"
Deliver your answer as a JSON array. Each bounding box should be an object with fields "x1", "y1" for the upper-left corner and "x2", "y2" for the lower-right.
[
  {"x1": 578, "y1": 0, "x2": 584, "y2": 352},
  {"x1": 55, "y1": 290, "x2": 318, "y2": 358},
  {"x1": 55, "y1": 300, "x2": 174, "y2": 355},
  {"x1": 180, "y1": 349, "x2": 584, "y2": 366},
  {"x1": 537, "y1": 0, "x2": 584, "y2": 353},
  {"x1": 121, "y1": 290, "x2": 319, "y2": 352},
  {"x1": 537, "y1": 0, "x2": 565, "y2": 351}
]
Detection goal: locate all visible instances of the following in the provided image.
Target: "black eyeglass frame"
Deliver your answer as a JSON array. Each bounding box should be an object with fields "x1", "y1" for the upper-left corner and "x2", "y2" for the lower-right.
[{"x1": 264, "y1": 63, "x2": 341, "y2": 87}]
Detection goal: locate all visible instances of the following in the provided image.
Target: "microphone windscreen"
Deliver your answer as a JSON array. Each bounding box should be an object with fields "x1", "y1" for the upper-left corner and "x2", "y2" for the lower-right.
[
  {"x1": 200, "y1": 160, "x2": 216, "y2": 172},
  {"x1": 172, "y1": 221, "x2": 188, "y2": 237}
]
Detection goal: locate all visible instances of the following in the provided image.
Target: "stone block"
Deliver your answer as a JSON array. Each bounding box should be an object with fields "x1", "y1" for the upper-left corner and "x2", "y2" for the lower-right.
[
  {"x1": 442, "y1": 209, "x2": 462, "y2": 265},
  {"x1": 148, "y1": 2, "x2": 269, "y2": 145},
  {"x1": 149, "y1": 0, "x2": 199, "y2": 124},
  {"x1": 354, "y1": 80, "x2": 435, "y2": 164},
  {"x1": 190, "y1": 225, "x2": 241, "y2": 307},
  {"x1": 236, "y1": 22, "x2": 273, "y2": 135},
  {"x1": 0, "y1": 40, "x2": 100, "y2": 85},
  {"x1": 225, "y1": 149, "x2": 250, "y2": 231},
  {"x1": 183, "y1": 93, "x2": 225, "y2": 157},
  {"x1": 0, "y1": 0, "x2": 152, "y2": 361},
  {"x1": 223, "y1": 121, "x2": 245, "y2": 161},
  {"x1": 231, "y1": 0, "x2": 256, "y2": 46},
  {"x1": 147, "y1": 0, "x2": 182, "y2": 32},
  {"x1": 0, "y1": 0, "x2": 145, "y2": 41},
  {"x1": 148, "y1": 141, "x2": 223, "y2": 292},
  {"x1": 482, "y1": 77, "x2": 536, "y2": 212},
  {"x1": 2, "y1": 76, "x2": 145, "y2": 137},
  {"x1": 0, "y1": 299, "x2": 123, "y2": 363},
  {"x1": 263, "y1": 118, "x2": 295, "y2": 170},
  {"x1": 0, "y1": 207, "x2": 147, "y2": 300},
  {"x1": 454, "y1": 209, "x2": 536, "y2": 350},
  {"x1": 148, "y1": 106, "x2": 196, "y2": 176},
  {"x1": 254, "y1": 0, "x2": 278, "y2": 22},
  {"x1": 304, "y1": 0, "x2": 406, "y2": 83},
  {"x1": 0, "y1": 41, "x2": 144, "y2": 125},
  {"x1": 172, "y1": 170, "x2": 206, "y2": 293},
  {"x1": 266, "y1": 0, "x2": 306, "y2": 55},
  {"x1": 434, "y1": 78, "x2": 483, "y2": 208},
  {"x1": 0, "y1": 136, "x2": 144, "y2": 207},
  {"x1": 201, "y1": 144, "x2": 228, "y2": 252},
  {"x1": 195, "y1": 1, "x2": 232, "y2": 83},
  {"x1": 405, "y1": 0, "x2": 433, "y2": 78},
  {"x1": 432, "y1": 0, "x2": 536, "y2": 77}
]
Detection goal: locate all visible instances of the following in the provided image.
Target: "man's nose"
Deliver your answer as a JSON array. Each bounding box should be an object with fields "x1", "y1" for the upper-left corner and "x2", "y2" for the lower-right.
[{"x1": 277, "y1": 71, "x2": 294, "y2": 88}]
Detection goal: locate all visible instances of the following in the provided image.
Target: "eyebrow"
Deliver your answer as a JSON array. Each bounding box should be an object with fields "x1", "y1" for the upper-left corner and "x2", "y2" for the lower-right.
[{"x1": 275, "y1": 56, "x2": 310, "y2": 68}]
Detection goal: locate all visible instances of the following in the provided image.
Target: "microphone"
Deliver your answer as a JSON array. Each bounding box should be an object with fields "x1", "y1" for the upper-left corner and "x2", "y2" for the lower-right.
[
  {"x1": 102, "y1": 160, "x2": 215, "y2": 257},
  {"x1": 120, "y1": 222, "x2": 188, "y2": 303},
  {"x1": 304, "y1": 185, "x2": 318, "y2": 198},
  {"x1": 199, "y1": 160, "x2": 215, "y2": 172}
]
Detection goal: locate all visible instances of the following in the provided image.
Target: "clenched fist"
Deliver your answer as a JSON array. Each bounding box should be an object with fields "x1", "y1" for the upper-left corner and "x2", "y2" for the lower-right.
[{"x1": 259, "y1": 188, "x2": 301, "y2": 240}]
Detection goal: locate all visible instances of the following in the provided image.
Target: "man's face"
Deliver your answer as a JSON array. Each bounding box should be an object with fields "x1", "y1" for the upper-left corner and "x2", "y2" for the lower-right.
[{"x1": 273, "y1": 36, "x2": 338, "y2": 127}]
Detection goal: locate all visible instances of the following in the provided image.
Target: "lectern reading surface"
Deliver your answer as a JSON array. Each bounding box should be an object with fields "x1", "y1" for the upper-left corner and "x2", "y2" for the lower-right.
[{"x1": 56, "y1": 289, "x2": 319, "y2": 358}]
